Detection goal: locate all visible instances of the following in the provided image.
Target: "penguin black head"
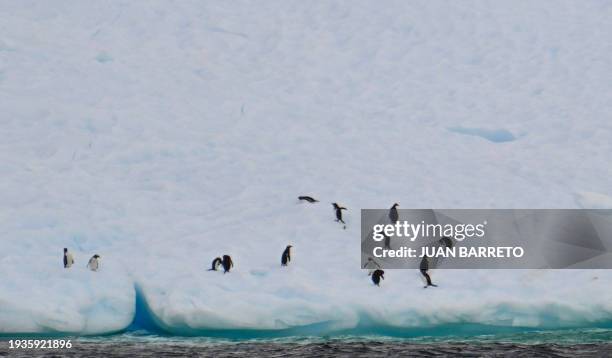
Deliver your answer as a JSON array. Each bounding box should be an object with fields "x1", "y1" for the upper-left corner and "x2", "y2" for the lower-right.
[
  {"x1": 332, "y1": 203, "x2": 346, "y2": 210},
  {"x1": 64, "y1": 248, "x2": 68, "y2": 253},
  {"x1": 392, "y1": 203, "x2": 399, "y2": 208},
  {"x1": 286, "y1": 245, "x2": 293, "y2": 249},
  {"x1": 373, "y1": 269, "x2": 384, "y2": 277},
  {"x1": 93, "y1": 254, "x2": 100, "y2": 259},
  {"x1": 439, "y1": 236, "x2": 454, "y2": 248}
]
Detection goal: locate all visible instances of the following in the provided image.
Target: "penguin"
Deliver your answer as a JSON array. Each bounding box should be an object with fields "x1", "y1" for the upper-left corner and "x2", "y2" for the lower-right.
[
  {"x1": 371, "y1": 269, "x2": 385, "y2": 286},
  {"x1": 281, "y1": 245, "x2": 292, "y2": 266},
  {"x1": 362, "y1": 256, "x2": 381, "y2": 275},
  {"x1": 389, "y1": 203, "x2": 399, "y2": 223},
  {"x1": 87, "y1": 254, "x2": 100, "y2": 272},
  {"x1": 420, "y1": 256, "x2": 437, "y2": 288},
  {"x1": 383, "y1": 233, "x2": 391, "y2": 249},
  {"x1": 222, "y1": 255, "x2": 234, "y2": 273},
  {"x1": 439, "y1": 236, "x2": 453, "y2": 249},
  {"x1": 332, "y1": 203, "x2": 347, "y2": 226},
  {"x1": 298, "y1": 196, "x2": 318, "y2": 203},
  {"x1": 63, "y1": 248, "x2": 74, "y2": 268},
  {"x1": 208, "y1": 257, "x2": 222, "y2": 271}
]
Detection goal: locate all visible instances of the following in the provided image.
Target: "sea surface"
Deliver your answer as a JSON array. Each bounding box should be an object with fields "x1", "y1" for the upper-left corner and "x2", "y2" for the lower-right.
[{"x1": 1, "y1": 329, "x2": 612, "y2": 357}]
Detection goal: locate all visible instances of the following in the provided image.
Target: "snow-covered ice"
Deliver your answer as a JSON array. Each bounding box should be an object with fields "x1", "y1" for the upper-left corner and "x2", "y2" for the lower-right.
[
  {"x1": 1, "y1": 1, "x2": 612, "y2": 335},
  {"x1": 0, "y1": 252, "x2": 133, "y2": 335}
]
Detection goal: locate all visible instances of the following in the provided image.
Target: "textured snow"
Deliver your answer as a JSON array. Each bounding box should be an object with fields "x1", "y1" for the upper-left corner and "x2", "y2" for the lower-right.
[
  {"x1": 1, "y1": 1, "x2": 612, "y2": 335},
  {"x1": 447, "y1": 126, "x2": 517, "y2": 143}
]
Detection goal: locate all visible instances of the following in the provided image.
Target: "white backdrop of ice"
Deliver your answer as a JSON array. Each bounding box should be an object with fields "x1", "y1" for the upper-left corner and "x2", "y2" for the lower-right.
[
  {"x1": 1, "y1": 1, "x2": 612, "y2": 334},
  {"x1": 0, "y1": 252, "x2": 133, "y2": 334}
]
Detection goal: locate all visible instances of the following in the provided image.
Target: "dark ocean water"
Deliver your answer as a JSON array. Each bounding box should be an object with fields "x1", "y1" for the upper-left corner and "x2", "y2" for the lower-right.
[
  {"x1": 2, "y1": 329, "x2": 612, "y2": 357},
  {"x1": 2, "y1": 341, "x2": 611, "y2": 357}
]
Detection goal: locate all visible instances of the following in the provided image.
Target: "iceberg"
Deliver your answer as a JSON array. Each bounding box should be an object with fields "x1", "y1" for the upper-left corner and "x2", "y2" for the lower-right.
[{"x1": 1, "y1": 0, "x2": 612, "y2": 337}]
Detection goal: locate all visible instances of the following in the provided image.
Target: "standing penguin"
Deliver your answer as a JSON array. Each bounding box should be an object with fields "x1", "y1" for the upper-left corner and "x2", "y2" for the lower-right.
[
  {"x1": 439, "y1": 236, "x2": 453, "y2": 249},
  {"x1": 332, "y1": 203, "x2": 347, "y2": 227},
  {"x1": 371, "y1": 269, "x2": 385, "y2": 286},
  {"x1": 420, "y1": 256, "x2": 437, "y2": 288},
  {"x1": 281, "y1": 245, "x2": 292, "y2": 266},
  {"x1": 389, "y1": 203, "x2": 399, "y2": 223},
  {"x1": 87, "y1": 254, "x2": 100, "y2": 272},
  {"x1": 383, "y1": 234, "x2": 392, "y2": 249},
  {"x1": 208, "y1": 257, "x2": 222, "y2": 271},
  {"x1": 222, "y1": 255, "x2": 234, "y2": 273},
  {"x1": 63, "y1": 248, "x2": 75, "y2": 268}
]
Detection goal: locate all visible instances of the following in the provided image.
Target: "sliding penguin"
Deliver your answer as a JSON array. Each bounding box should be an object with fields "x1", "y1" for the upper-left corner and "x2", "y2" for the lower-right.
[
  {"x1": 298, "y1": 196, "x2": 318, "y2": 203},
  {"x1": 209, "y1": 257, "x2": 222, "y2": 271},
  {"x1": 63, "y1": 248, "x2": 74, "y2": 268},
  {"x1": 371, "y1": 269, "x2": 385, "y2": 286},
  {"x1": 281, "y1": 245, "x2": 292, "y2": 266},
  {"x1": 420, "y1": 256, "x2": 437, "y2": 288},
  {"x1": 389, "y1": 203, "x2": 399, "y2": 223},
  {"x1": 332, "y1": 203, "x2": 347, "y2": 227},
  {"x1": 87, "y1": 254, "x2": 100, "y2": 272},
  {"x1": 222, "y1": 255, "x2": 234, "y2": 273}
]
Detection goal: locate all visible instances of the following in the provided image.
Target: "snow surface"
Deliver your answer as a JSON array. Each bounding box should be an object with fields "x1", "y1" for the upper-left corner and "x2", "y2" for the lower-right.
[{"x1": 1, "y1": 0, "x2": 612, "y2": 335}]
